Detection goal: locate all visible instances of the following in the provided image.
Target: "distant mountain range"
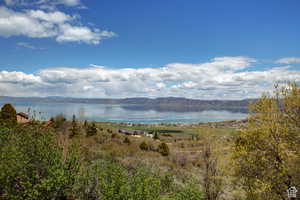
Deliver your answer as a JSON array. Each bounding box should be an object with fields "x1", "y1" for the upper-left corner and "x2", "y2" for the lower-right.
[{"x1": 0, "y1": 96, "x2": 256, "y2": 113}]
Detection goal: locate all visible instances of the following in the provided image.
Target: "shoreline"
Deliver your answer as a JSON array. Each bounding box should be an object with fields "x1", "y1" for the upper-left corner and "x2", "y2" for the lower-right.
[{"x1": 95, "y1": 118, "x2": 248, "y2": 128}]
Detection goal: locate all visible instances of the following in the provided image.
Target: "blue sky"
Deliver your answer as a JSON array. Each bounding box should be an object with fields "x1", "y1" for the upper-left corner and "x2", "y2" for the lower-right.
[{"x1": 0, "y1": 0, "x2": 300, "y2": 99}]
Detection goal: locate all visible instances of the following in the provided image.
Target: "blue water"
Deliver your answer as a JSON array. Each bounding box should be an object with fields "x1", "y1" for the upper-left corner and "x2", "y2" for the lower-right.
[{"x1": 0, "y1": 101, "x2": 248, "y2": 124}]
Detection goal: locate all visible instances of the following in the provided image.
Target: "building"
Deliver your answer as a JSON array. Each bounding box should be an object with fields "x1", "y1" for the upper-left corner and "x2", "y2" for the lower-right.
[
  {"x1": 17, "y1": 112, "x2": 30, "y2": 123},
  {"x1": 118, "y1": 129, "x2": 153, "y2": 138}
]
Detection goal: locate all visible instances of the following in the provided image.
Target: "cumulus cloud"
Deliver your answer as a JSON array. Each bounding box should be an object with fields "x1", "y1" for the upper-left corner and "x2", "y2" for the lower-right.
[
  {"x1": 3, "y1": 0, "x2": 82, "y2": 8},
  {"x1": 56, "y1": 24, "x2": 115, "y2": 44},
  {"x1": 0, "y1": 7, "x2": 115, "y2": 44},
  {"x1": 1, "y1": 56, "x2": 300, "y2": 99},
  {"x1": 275, "y1": 57, "x2": 300, "y2": 64}
]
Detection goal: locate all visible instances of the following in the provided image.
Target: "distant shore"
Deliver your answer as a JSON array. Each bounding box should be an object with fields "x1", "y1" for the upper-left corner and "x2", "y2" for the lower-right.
[{"x1": 96, "y1": 118, "x2": 248, "y2": 128}]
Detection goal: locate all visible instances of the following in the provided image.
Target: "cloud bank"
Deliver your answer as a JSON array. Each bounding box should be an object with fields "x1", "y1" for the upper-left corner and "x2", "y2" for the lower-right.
[
  {"x1": 275, "y1": 57, "x2": 300, "y2": 64},
  {"x1": 4, "y1": 0, "x2": 82, "y2": 8},
  {"x1": 1, "y1": 56, "x2": 299, "y2": 99},
  {"x1": 0, "y1": 7, "x2": 115, "y2": 44}
]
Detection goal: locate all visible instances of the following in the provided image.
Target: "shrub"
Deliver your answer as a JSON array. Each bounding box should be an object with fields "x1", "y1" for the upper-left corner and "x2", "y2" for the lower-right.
[
  {"x1": 52, "y1": 114, "x2": 67, "y2": 131},
  {"x1": 153, "y1": 132, "x2": 159, "y2": 140},
  {"x1": 0, "y1": 104, "x2": 17, "y2": 127},
  {"x1": 69, "y1": 115, "x2": 80, "y2": 138},
  {"x1": 86, "y1": 122, "x2": 97, "y2": 137},
  {"x1": 139, "y1": 141, "x2": 149, "y2": 151},
  {"x1": 158, "y1": 142, "x2": 170, "y2": 156},
  {"x1": 123, "y1": 137, "x2": 131, "y2": 145},
  {"x1": 0, "y1": 124, "x2": 80, "y2": 199},
  {"x1": 83, "y1": 120, "x2": 88, "y2": 127},
  {"x1": 74, "y1": 160, "x2": 171, "y2": 200},
  {"x1": 173, "y1": 184, "x2": 204, "y2": 200}
]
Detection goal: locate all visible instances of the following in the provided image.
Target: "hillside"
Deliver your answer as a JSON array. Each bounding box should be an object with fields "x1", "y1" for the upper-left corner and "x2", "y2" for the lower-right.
[{"x1": 0, "y1": 96, "x2": 255, "y2": 113}]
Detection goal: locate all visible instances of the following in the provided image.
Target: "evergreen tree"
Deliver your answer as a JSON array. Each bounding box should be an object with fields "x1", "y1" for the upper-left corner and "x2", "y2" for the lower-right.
[
  {"x1": 158, "y1": 142, "x2": 170, "y2": 156},
  {"x1": 69, "y1": 115, "x2": 80, "y2": 138},
  {"x1": 153, "y1": 132, "x2": 159, "y2": 140},
  {"x1": 84, "y1": 120, "x2": 88, "y2": 127},
  {"x1": 123, "y1": 137, "x2": 131, "y2": 145},
  {"x1": 0, "y1": 104, "x2": 17, "y2": 127}
]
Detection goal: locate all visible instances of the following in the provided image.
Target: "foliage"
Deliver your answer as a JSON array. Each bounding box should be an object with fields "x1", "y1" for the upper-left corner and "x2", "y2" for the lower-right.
[
  {"x1": 86, "y1": 122, "x2": 97, "y2": 137},
  {"x1": 84, "y1": 120, "x2": 88, "y2": 127},
  {"x1": 158, "y1": 142, "x2": 170, "y2": 156},
  {"x1": 69, "y1": 115, "x2": 80, "y2": 138},
  {"x1": 200, "y1": 133, "x2": 224, "y2": 200},
  {"x1": 0, "y1": 124, "x2": 81, "y2": 200},
  {"x1": 153, "y1": 132, "x2": 159, "y2": 140},
  {"x1": 173, "y1": 184, "x2": 204, "y2": 200},
  {"x1": 0, "y1": 104, "x2": 17, "y2": 127},
  {"x1": 233, "y1": 83, "x2": 300, "y2": 200},
  {"x1": 123, "y1": 137, "x2": 131, "y2": 145},
  {"x1": 140, "y1": 141, "x2": 149, "y2": 151},
  {"x1": 51, "y1": 114, "x2": 67, "y2": 131},
  {"x1": 74, "y1": 160, "x2": 172, "y2": 200}
]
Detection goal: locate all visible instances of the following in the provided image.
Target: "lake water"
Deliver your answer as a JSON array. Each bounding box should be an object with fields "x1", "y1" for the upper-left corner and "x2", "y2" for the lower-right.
[{"x1": 0, "y1": 101, "x2": 248, "y2": 124}]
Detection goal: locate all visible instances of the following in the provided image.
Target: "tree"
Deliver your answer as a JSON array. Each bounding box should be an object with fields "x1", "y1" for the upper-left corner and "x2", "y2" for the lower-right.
[
  {"x1": 86, "y1": 122, "x2": 97, "y2": 137},
  {"x1": 123, "y1": 137, "x2": 131, "y2": 145},
  {"x1": 233, "y1": 83, "x2": 300, "y2": 200},
  {"x1": 139, "y1": 141, "x2": 149, "y2": 151},
  {"x1": 200, "y1": 133, "x2": 224, "y2": 200},
  {"x1": 0, "y1": 104, "x2": 17, "y2": 127},
  {"x1": 158, "y1": 142, "x2": 170, "y2": 156},
  {"x1": 153, "y1": 132, "x2": 159, "y2": 140},
  {"x1": 84, "y1": 120, "x2": 88, "y2": 128},
  {"x1": 69, "y1": 115, "x2": 80, "y2": 138}
]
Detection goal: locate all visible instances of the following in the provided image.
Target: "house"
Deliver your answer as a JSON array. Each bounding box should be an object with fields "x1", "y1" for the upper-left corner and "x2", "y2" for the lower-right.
[
  {"x1": 118, "y1": 129, "x2": 153, "y2": 138},
  {"x1": 119, "y1": 129, "x2": 137, "y2": 135},
  {"x1": 17, "y1": 112, "x2": 30, "y2": 123}
]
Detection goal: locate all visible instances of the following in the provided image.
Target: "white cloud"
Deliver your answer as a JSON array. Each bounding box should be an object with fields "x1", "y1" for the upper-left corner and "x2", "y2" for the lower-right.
[
  {"x1": 56, "y1": 24, "x2": 116, "y2": 44},
  {"x1": 17, "y1": 42, "x2": 38, "y2": 49},
  {"x1": 27, "y1": 9, "x2": 73, "y2": 23},
  {"x1": 1, "y1": 56, "x2": 300, "y2": 99},
  {"x1": 58, "y1": 0, "x2": 81, "y2": 6},
  {"x1": 275, "y1": 57, "x2": 300, "y2": 64},
  {"x1": 0, "y1": 7, "x2": 115, "y2": 44},
  {"x1": 3, "y1": 0, "x2": 82, "y2": 8},
  {"x1": 0, "y1": 7, "x2": 57, "y2": 38},
  {"x1": 0, "y1": 70, "x2": 42, "y2": 84}
]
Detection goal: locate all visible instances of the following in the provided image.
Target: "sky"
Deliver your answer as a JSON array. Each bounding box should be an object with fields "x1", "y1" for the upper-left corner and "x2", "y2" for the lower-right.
[{"x1": 0, "y1": 0, "x2": 300, "y2": 99}]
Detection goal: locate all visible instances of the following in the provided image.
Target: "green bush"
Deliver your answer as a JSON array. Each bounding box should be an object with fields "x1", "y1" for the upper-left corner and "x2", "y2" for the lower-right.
[
  {"x1": 0, "y1": 124, "x2": 80, "y2": 200},
  {"x1": 74, "y1": 160, "x2": 171, "y2": 200},
  {"x1": 153, "y1": 132, "x2": 159, "y2": 140},
  {"x1": 51, "y1": 114, "x2": 67, "y2": 131},
  {"x1": 158, "y1": 142, "x2": 170, "y2": 156},
  {"x1": 86, "y1": 122, "x2": 97, "y2": 137},
  {"x1": 0, "y1": 104, "x2": 17, "y2": 127},
  {"x1": 139, "y1": 141, "x2": 149, "y2": 151},
  {"x1": 173, "y1": 184, "x2": 204, "y2": 200},
  {"x1": 123, "y1": 137, "x2": 131, "y2": 145},
  {"x1": 69, "y1": 115, "x2": 80, "y2": 138}
]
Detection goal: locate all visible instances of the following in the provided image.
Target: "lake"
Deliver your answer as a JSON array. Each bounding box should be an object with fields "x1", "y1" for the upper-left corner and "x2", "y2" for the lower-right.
[{"x1": 0, "y1": 101, "x2": 248, "y2": 124}]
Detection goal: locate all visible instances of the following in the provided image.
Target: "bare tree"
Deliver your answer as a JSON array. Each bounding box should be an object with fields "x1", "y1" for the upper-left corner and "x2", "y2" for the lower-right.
[{"x1": 201, "y1": 132, "x2": 224, "y2": 200}]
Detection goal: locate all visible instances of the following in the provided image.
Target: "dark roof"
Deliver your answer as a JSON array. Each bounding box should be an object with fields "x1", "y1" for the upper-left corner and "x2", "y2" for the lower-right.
[
  {"x1": 17, "y1": 112, "x2": 29, "y2": 119},
  {"x1": 119, "y1": 129, "x2": 147, "y2": 135}
]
